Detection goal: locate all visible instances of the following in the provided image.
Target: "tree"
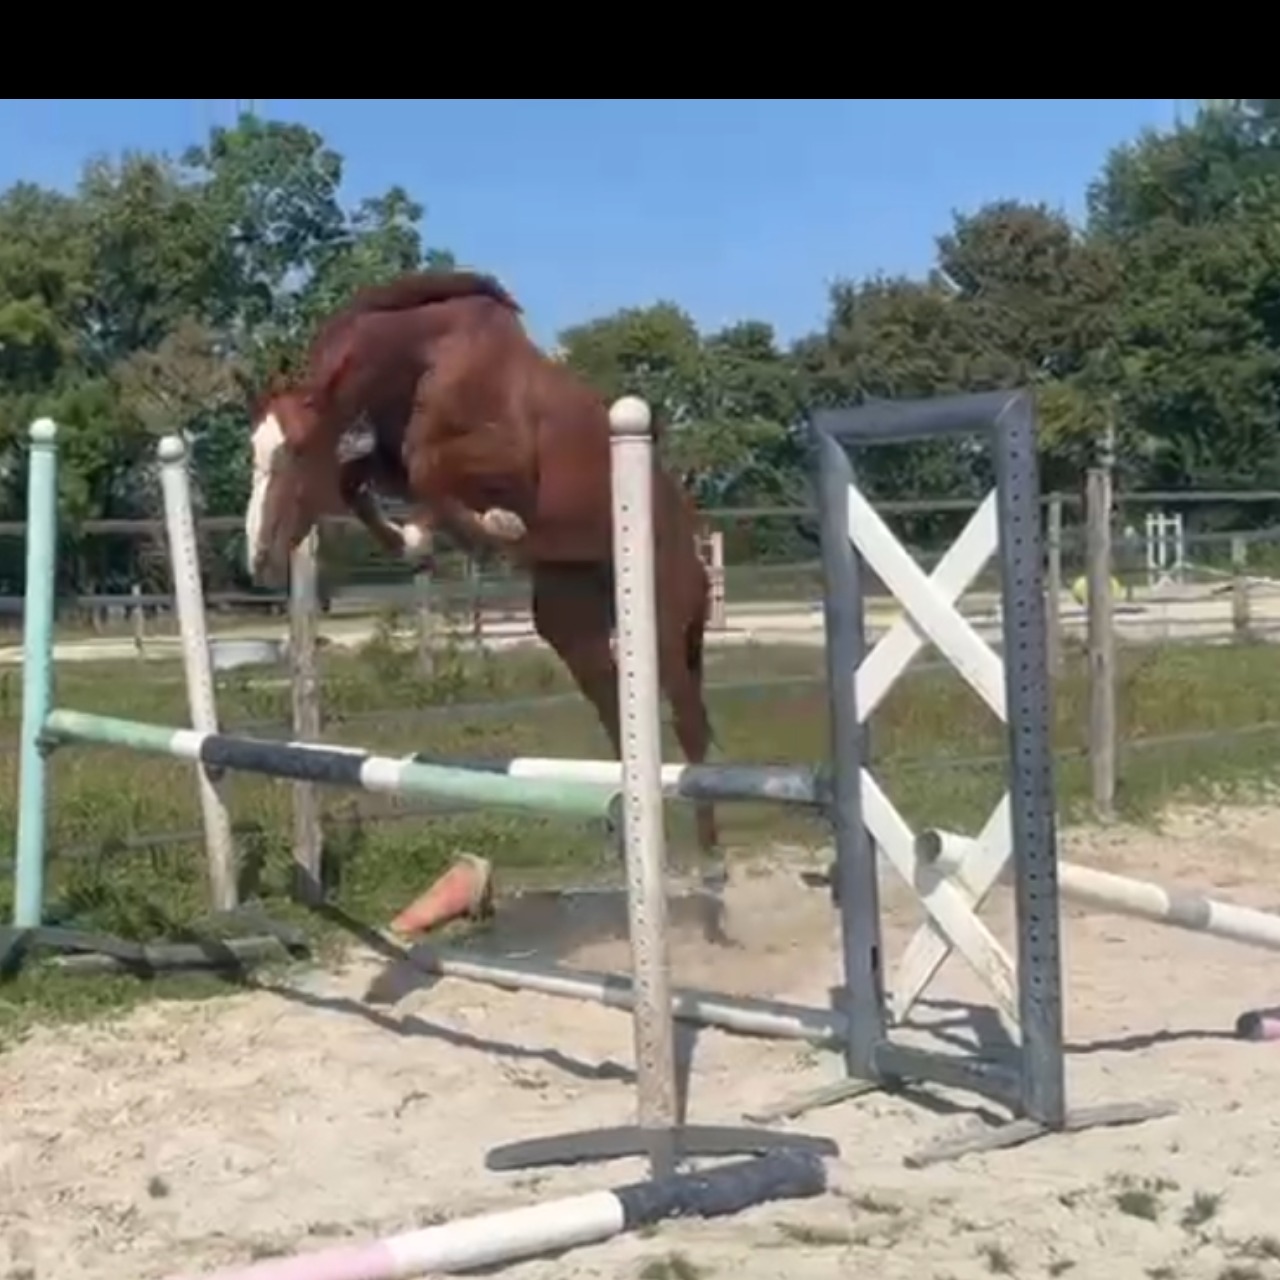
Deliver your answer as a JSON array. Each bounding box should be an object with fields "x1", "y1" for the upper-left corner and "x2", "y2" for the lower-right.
[
  {"x1": 1087, "y1": 101, "x2": 1280, "y2": 238},
  {"x1": 1088, "y1": 102, "x2": 1280, "y2": 494},
  {"x1": 0, "y1": 111, "x2": 454, "y2": 602},
  {"x1": 558, "y1": 304, "x2": 804, "y2": 509}
]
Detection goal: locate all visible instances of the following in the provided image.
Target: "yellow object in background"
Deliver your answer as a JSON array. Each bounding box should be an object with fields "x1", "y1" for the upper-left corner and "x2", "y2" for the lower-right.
[{"x1": 1070, "y1": 574, "x2": 1123, "y2": 605}]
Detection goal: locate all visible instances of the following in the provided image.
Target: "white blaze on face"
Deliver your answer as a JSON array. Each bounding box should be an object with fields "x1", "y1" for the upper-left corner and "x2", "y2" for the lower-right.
[{"x1": 245, "y1": 412, "x2": 286, "y2": 576}]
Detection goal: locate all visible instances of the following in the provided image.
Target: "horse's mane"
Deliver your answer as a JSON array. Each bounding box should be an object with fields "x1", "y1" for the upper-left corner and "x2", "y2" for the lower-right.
[
  {"x1": 341, "y1": 271, "x2": 522, "y2": 319},
  {"x1": 247, "y1": 271, "x2": 524, "y2": 413}
]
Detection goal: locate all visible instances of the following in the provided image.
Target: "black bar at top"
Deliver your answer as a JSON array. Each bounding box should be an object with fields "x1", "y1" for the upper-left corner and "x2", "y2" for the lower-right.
[{"x1": 812, "y1": 389, "x2": 1029, "y2": 446}]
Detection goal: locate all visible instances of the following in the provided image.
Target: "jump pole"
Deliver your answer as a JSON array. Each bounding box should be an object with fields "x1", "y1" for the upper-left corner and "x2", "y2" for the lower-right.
[
  {"x1": 164, "y1": 1148, "x2": 827, "y2": 1280},
  {"x1": 38, "y1": 709, "x2": 617, "y2": 819},
  {"x1": 915, "y1": 827, "x2": 1280, "y2": 955},
  {"x1": 407, "y1": 753, "x2": 825, "y2": 807}
]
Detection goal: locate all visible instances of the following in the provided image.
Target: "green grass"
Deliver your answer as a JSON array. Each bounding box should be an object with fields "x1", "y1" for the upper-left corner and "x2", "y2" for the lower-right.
[{"x1": 5, "y1": 629, "x2": 1280, "y2": 1042}]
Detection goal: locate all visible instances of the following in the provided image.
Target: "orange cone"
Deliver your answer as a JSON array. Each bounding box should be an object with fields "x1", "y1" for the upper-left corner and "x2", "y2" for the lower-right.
[{"x1": 389, "y1": 854, "x2": 494, "y2": 937}]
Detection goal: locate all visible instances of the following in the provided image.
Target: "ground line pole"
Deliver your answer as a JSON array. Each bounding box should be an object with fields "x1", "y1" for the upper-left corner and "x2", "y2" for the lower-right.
[
  {"x1": 13, "y1": 419, "x2": 59, "y2": 928},
  {"x1": 157, "y1": 434, "x2": 239, "y2": 911},
  {"x1": 608, "y1": 394, "x2": 679, "y2": 1178}
]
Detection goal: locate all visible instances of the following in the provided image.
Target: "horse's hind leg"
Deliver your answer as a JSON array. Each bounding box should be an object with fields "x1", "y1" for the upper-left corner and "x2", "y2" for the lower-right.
[
  {"x1": 659, "y1": 625, "x2": 718, "y2": 855},
  {"x1": 532, "y1": 564, "x2": 622, "y2": 755},
  {"x1": 655, "y1": 559, "x2": 719, "y2": 855},
  {"x1": 656, "y1": 570, "x2": 733, "y2": 947},
  {"x1": 535, "y1": 564, "x2": 730, "y2": 946}
]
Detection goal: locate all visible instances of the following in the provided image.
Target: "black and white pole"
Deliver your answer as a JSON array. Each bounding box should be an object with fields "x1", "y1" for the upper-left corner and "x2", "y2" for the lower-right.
[
  {"x1": 166, "y1": 1149, "x2": 827, "y2": 1280},
  {"x1": 609, "y1": 393, "x2": 679, "y2": 1177}
]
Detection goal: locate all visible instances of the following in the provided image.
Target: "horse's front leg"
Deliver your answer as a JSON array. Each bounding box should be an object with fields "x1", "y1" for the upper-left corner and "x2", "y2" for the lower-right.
[
  {"x1": 402, "y1": 453, "x2": 528, "y2": 557},
  {"x1": 338, "y1": 457, "x2": 437, "y2": 564}
]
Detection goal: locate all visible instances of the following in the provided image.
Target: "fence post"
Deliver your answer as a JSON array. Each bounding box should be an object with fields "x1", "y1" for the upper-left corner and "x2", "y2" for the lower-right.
[
  {"x1": 289, "y1": 528, "x2": 323, "y2": 904},
  {"x1": 130, "y1": 582, "x2": 146, "y2": 659},
  {"x1": 1045, "y1": 493, "x2": 1063, "y2": 677},
  {"x1": 1085, "y1": 463, "x2": 1117, "y2": 821},
  {"x1": 414, "y1": 566, "x2": 435, "y2": 677},
  {"x1": 704, "y1": 531, "x2": 727, "y2": 630},
  {"x1": 1231, "y1": 534, "x2": 1251, "y2": 641},
  {"x1": 469, "y1": 556, "x2": 486, "y2": 654}
]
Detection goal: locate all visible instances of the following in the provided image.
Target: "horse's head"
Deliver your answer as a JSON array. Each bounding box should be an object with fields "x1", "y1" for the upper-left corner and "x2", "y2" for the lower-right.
[{"x1": 244, "y1": 380, "x2": 341, "y2": 588}]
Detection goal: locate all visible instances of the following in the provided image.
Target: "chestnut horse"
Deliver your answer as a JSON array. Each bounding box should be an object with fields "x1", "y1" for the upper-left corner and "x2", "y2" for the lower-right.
[{"x1": 243, "y1": 270, "x2": 720, "y2": 852}]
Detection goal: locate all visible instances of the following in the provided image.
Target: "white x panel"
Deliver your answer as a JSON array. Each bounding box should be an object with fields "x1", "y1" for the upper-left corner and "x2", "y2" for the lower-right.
[
  {"x1": 890, "y1": 794, "x2": 1012, "y2": 1023},
  {"x1": 861, "y1": 774, "x2": 1019, "y2": 1033},
  {"x1": 857, "y1": 494, "x2": 998, "y2": 719},
  {"x1": 845, "y1": 486, "x2": 1020, "y2": 1036},
  {"x1": 848, "y1": 486, "x2": 1006, "y2": 720}
]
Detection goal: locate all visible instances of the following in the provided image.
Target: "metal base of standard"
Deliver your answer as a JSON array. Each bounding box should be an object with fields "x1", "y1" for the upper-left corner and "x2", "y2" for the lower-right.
[
  {"x1": 744, "y1": 1069, "x2": 1176, "y2": 1169},
  {"x1": 903, "y1": 1100, "x2": 1179, "y2": 1169},
  {"x1": 485, "y1": 1123, "x2": 839, "y2": 1173}
]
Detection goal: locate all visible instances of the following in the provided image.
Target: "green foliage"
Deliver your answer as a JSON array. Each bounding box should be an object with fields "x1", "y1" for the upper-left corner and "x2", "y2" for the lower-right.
[
  {"x1": 5, "y1": 99, "x2": 1280, "y2": 577},
  {"x1": 0, "y1": 113, "x2": 450, "y2": 539}
]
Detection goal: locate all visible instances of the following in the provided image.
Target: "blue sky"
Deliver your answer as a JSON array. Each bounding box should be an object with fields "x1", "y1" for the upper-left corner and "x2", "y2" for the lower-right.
[{"x1": 0, "y1": 99, "x2": 1182, "y2": 347}]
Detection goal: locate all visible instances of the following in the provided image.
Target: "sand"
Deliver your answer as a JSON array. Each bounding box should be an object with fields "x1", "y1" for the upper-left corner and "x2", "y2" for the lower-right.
[{"x1": 5, "y1": 803, "x2": 1280, "y2": 1280}]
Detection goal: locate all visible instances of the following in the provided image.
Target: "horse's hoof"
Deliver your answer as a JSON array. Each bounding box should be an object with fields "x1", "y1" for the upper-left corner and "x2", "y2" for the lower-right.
[
  {"x1": 399, "y1": 523, "x2": 434, "y2": 561},
  {"x1": 480, "y1": 508, "x2": 527, "y2": 542}
]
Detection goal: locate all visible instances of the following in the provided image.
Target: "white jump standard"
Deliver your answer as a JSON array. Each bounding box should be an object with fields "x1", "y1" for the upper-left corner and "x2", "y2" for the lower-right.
[{"x1": 477, "y1": 394, "x2": 838, "y2": 1175}]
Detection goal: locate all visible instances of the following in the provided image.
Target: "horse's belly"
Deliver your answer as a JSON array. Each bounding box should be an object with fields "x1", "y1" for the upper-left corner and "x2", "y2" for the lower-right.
[{"x1": 526, "y1": 436, "x2": 613, "y2": 558}]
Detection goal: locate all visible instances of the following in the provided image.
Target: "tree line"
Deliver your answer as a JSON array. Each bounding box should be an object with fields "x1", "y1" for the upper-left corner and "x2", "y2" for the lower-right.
[{"x1": 3, "y1": 100, "x2": 1280, "y2": 592}]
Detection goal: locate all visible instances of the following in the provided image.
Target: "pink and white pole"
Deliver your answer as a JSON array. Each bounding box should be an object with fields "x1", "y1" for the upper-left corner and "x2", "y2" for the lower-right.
[{"x1": 163, "y1": 1150, "x2": 827, "y2": 1280}]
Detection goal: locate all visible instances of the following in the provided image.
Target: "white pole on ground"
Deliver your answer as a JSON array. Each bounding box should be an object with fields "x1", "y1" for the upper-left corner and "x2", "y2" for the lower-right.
[
  {"x1": 915, "y1": 828, "x2": 1280, "y2": 953},
  {"x1": 608, "y1": 394, "x2": 679, "y2": 1178},
  {"x1": 157, "y1": 434, "x2": 238, "y2": 912}
]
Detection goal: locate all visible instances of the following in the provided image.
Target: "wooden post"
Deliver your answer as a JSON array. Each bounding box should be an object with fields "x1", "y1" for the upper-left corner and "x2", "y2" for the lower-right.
[
  {"x1": 289, "y1": 529, "x2": 323, "y2": 904},
  {"x1": 414, "y1": 566, "x2": 435, "y2": 677},
  {"x1": 696, "y1": 529, "x2": 726, "y2": 630},
  {"x1": 1045, "y1": 494, "x2": 1063, "y2": 677},
  {"x1": 1085, "y1": 461, "x2": 1116, "y2": 821},
  {"x1": 708, "y1": 531, "x2": 726, "y2": 630},
  {"x1": 1231, "y1": 535, "x2": 1250, "y2": 640},
  {"x1": 130, "y1": 582, "x2": 146, "y2": 659},
  {"x1": 469, "y1": 556, "x2": 485, "y2": 654}
]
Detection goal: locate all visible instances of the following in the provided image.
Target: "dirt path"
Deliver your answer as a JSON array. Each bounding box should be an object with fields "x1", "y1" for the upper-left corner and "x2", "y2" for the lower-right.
[{"x1": 5, "y1": 805, "x2": 1280, "y2": 1280}]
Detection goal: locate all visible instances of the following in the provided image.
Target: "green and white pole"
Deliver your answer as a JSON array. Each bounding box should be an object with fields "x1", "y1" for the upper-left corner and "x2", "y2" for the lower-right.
[{"x1": 13, "y1": 419, "x2": 59, "y2": 928}]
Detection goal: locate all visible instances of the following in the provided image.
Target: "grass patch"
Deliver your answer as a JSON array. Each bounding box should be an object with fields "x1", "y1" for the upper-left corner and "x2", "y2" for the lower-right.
[{"x1": 5, "y1": 633, "x2": 1280, "y2": 1038}]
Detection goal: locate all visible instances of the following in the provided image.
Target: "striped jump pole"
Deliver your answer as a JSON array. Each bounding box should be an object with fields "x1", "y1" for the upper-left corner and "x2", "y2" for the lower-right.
[
  {"x1": 408, "y1": 753, "x2": 825, "y2": 807},
  {"x1": 165, "y1": 1148, "x2": 826, "y2": 1280},
  {"x1": 912, "y1": 826, "x2": 1280, "y2": 959},
  {"x1": 39, "y1": 710, "x2": 617, "y2": 820}
]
